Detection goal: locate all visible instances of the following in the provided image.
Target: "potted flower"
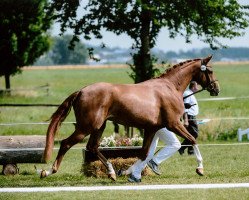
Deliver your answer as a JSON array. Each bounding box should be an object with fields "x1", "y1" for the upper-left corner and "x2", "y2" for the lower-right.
[{"x1": 83, "y1": 135, "x2": 144, "y2": 163}]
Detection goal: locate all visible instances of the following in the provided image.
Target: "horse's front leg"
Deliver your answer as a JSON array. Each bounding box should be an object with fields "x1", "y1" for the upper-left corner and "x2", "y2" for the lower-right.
[
  {"x1": 169, "y1": 121, "x2": 204, "y2": 176},
  {"x1": 193, "y1": 145, "x2": 203, "y2": 176}
]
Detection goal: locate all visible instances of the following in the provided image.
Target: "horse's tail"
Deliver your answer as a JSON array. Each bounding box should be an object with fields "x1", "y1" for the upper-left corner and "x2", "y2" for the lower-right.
[{"x1": 42, "y1": 91, "x2": 80, "y2": 163}]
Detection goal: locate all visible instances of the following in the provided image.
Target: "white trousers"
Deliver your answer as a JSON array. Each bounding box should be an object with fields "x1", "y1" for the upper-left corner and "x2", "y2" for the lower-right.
[{"x1": 125, "y1": 127, "x2": 181, "y2": 179}]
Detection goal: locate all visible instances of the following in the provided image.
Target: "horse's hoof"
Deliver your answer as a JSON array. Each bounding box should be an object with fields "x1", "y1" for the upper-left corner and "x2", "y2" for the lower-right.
[
  {"x1": 40, "y1": 170, "x2": 47, "y2": 179},
  {"x1": 196, "y1": 168, "x2": 204, "y2": 176},
  {"x1": 108, "y1": 173, "x2": 116, "y2": 181}
]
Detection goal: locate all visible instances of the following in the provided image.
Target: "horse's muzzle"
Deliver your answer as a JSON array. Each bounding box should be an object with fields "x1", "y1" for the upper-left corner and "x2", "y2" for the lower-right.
[
  {"x1": 210, "y1": 89, "x2": 220, "y2": 96},
  {"x1": 208, "y1": 81, "x2": 220, "y2": 96}
]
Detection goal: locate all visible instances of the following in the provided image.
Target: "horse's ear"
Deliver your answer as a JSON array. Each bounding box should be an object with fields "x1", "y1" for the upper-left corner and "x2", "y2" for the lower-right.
[{"x1": 202, "y1": 55, "x2": 213, "y2": 65}]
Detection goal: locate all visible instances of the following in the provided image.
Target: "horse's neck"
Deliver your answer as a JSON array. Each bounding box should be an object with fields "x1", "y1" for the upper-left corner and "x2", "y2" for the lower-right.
[{"x1": 167, "y1": 61, "x2": 199, "y2": 94}]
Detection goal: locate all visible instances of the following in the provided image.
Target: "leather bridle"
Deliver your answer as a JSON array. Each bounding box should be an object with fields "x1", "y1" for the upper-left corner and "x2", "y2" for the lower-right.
[
  {"x1": 183, "y1": 60, "x2": 218, "y2": 100},
  {"x1": 200, "y1": 59, "x2": 218, "y2": 93}
]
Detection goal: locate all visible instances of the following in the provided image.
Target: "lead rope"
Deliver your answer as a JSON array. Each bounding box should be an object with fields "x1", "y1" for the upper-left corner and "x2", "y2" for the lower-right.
[{"x1": 183, "y1": 88, "x2": 205, "y2": 100}]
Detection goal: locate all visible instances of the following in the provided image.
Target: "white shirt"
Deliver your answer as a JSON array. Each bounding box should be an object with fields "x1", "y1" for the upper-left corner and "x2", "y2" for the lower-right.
[{"x1": 183, "y1": 89, "x2": 199, "y2": 116}]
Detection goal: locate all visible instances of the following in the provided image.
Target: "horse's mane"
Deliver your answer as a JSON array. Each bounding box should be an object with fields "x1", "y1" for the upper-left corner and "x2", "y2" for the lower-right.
[{"x1": 155, "y1": 58, "x2": 201, "y2": 79}]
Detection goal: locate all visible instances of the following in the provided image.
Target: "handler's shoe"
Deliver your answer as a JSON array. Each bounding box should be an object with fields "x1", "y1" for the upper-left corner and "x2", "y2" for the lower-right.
[
  {"x1": 148, "y1": 159, "x2": 161, "y2": 175},
  {"x1": 188, "y1": 150, "x2": 194, "y2": 155},
  {"x1": 117, "y1": 169, "x2": 124, "y2": 177},
  {"x1": 188, "y1": 147, "x2": 194, "y2": 155},
  {"x1": 178, "y1": 149, "x2": 184, "y2": 155},
  {"x1": 128, "y1": 174, "x2": 141, "y2": 183}
]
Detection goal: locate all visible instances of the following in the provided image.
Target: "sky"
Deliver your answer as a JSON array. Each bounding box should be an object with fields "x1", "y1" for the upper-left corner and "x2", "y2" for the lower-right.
[
  {"x1": 52, "y1": 1, "x2": 249, "y2": 53},
  {"x1": 83, "y1": 28, "x2": 249, "y2": 52}
]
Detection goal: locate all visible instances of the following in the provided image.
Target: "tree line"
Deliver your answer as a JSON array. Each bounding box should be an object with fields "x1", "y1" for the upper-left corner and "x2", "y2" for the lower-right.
[
  {"x1": 156, "y1": 47, "x2": 249, "y2": 63},
  {"x1": 34, "y1": 35, "x2": 88, "y2": 66},
  {"x1": 35, "y1": 40, "x2": 249, "y2": 66}
]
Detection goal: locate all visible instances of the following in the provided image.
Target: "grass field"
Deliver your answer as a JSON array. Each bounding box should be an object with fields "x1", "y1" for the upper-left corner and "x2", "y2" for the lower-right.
[
  {"x1": 1, "y1": 144, "x2": 249, "y2": 199},
  {"x1": 0, "y1": 63, "x2": 249, "y2": 199},
  {"x1": 2, "y1": 189, "x2": 249, "y2": 200},
  {"x1": 0, "y1": 67, "x2": 133, "y2": 138}
]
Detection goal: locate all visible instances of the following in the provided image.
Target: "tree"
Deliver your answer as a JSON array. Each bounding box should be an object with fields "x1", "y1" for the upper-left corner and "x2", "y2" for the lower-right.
[
  {"x1": 51, "y1": 35, "x2": 87, "y2": 65},
  {"x1": 49, "y1": 0, "x2": 249, "y2": 82},
  {"x1": 0, "y1": 0, "x2": 52, "y2": 90}
]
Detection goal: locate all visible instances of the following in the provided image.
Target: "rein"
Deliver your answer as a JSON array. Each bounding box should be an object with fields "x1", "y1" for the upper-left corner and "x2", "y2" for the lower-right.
[
  {"x1": 183, "y1": 88, "x2": 204, "y2": 100},
  {"x1": 183, "y1": 79, "x2": 218, "y2": 100}
]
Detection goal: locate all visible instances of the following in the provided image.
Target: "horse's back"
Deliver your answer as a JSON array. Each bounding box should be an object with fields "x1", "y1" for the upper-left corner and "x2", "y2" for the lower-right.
[
  {"x1": 73, "y1": 80, "x2": 183, "y2": 130},
  {"x1": 73, "y1": 82, "x2": 156, "y2": 128}
]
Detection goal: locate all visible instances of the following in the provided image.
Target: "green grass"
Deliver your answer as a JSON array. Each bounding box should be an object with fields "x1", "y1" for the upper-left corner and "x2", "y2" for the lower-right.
[
  {"x1": 0, "y1": 67, "x2": 133, "y2": 138},
  {"x1": 2, "y1": 189, "x2": 249, "y2": 200},
  {"x1": 0, "y1": 68, "x2": 132, "y2": 103},
  {"x1": 1, "y1": 144, "x2": 248, "y2": 187},
  {"x1": 0, "y1": 144, "x2": 249, "y2": 199}
]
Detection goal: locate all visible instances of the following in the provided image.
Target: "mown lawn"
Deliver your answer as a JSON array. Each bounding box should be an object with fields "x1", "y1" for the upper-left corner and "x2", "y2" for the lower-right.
[
  {"x1": 0, "y1": 144, "x2": 249, "y2": 199},
  {"x1": 2, "y1": 188, "x2": 249, "y2": 200}
]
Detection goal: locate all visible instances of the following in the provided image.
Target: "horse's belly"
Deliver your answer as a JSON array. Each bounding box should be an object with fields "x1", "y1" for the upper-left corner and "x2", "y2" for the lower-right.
[{"x1": 112, "y1": 105, "x2": 160, "y2": 128}]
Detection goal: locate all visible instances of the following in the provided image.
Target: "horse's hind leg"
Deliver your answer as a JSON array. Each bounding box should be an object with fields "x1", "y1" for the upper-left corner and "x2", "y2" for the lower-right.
[
  {"x1": 86, "y1": 122, "x2": 116, "y2": 181},
  {"x1": 95, "y1": 149, "x2": 116, "y2": 181},
  {"x1": 40, "y1": 129, "x2": 88, "y2": 178}
]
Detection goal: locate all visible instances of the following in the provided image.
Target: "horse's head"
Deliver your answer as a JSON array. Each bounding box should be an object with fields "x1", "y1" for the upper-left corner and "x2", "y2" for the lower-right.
[{"x1": 193, "y1": 55, "x2": 220, "y2": 96}]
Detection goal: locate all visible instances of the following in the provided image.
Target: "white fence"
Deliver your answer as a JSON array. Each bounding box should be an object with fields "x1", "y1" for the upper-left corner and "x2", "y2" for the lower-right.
[{"x1": 237, "y1": 128, "x2": 249, "y2": 142}]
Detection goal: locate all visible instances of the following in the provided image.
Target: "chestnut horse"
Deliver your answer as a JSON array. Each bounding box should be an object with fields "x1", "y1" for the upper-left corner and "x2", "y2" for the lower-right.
[{"x1": 39, "y1": 55, "x2": 219, "y2": 180}]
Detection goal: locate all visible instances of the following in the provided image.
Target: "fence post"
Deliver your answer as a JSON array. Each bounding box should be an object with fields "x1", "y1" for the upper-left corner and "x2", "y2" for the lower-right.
[{"x1": 237, "y1": 128, "x2": 249, "y2": 142}]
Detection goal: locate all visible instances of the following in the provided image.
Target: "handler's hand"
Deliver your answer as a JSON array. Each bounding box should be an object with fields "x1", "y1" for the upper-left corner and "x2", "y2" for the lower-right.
[{"x1": 184, "y1": 121, "x2": 189, "y2": 127}]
